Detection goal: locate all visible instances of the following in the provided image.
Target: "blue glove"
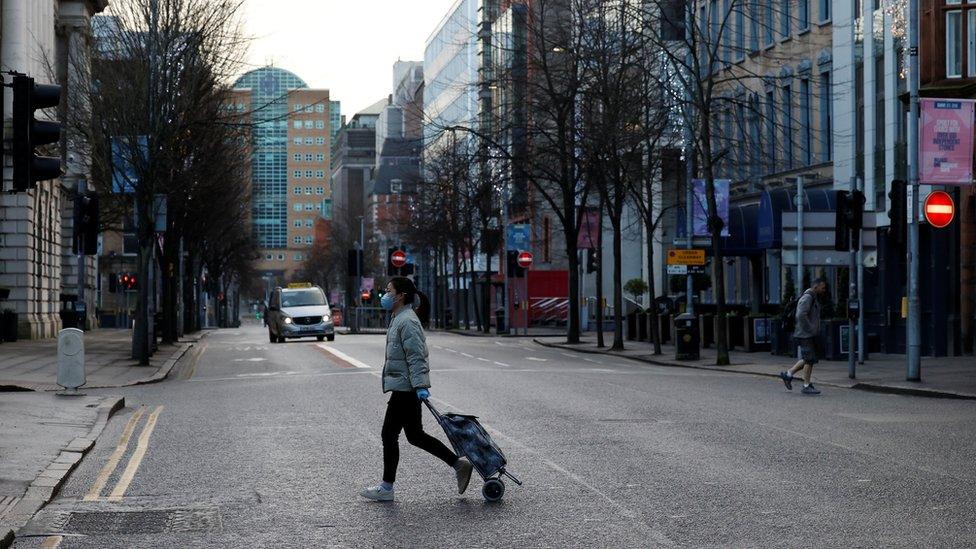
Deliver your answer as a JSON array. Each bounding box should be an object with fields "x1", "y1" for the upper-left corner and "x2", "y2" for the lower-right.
[{"x1": 416, "y1": 388, "x2": 430, "y2": 400}]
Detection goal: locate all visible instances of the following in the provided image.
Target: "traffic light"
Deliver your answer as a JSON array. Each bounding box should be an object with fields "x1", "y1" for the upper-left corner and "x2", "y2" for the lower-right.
[
  {"x1": 506, "y1": 250, "x2": 526, "y2": 278},
  {"x1": 119, "y1": 272, "x2": 137, "y2": 290},
  {"x1": 347, "y1": 249, "x2": 363, "y2": 277},
  {"x1": 12, "y1": 74, "x2": 62, "y2": 192},
  {"x1": 127, "y1": 273, "x2": 138, "y2": 290},
  {"x1": 73, "y1": 192, "x2": 99, "y2": 255},
  {"x1": 361, "y1": 289, "x2": 372, "y2": 302},
  {"x1": 835, "y1": 190, "x2": 866, "y2": 252},
  {"x1": 888, "y1": 180, "x2": 906, "y2": 246},
  {"x1": 586, "y1": 249, "x2": 598, "y2": 273}
]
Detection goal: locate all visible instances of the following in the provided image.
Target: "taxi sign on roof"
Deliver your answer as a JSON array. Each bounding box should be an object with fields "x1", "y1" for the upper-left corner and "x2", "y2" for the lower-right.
[{"x1": 287, "y1": 282, "x2": 312, "y2": 288}]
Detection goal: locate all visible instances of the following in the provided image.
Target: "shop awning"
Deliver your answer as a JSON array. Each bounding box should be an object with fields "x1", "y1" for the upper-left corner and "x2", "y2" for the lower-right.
[{"x1": 757, "y1": 188, "x2": 838, "y2": 248}]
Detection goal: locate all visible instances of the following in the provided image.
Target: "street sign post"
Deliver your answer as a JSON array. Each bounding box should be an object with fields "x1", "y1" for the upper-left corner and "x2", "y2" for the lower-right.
[
  {"x1": 923, "y1": 191, "x2": 954, "y2": 228},
  {"x1": 390, "y1": 249, "x2": 407, "y2": 268},
  {"x1": 667, "y1": 249, "x2": 705, "y2": 266},
  {"x1": 516, "y1": 251, "x2": 532, "y2": 335}
]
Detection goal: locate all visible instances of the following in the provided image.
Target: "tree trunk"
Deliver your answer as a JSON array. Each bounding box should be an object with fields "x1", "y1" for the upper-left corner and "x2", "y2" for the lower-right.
[
  {"x1": 484, "y1": 249, "x2": 492, "y2": 333},
  {"x1": 610, "y1": 212, "x2": 624, "y2": 351},
  {"x1": 702, "y1": 140, "x2": 729, "y2": 365},
  {"x1": 645, "y1": 180, "x2": 662, "y2": 355},
  {"x1": 596, "y1": 195, "x2": 605, "y2": 348},
  {"x1": 131, "y1": 196, "x2": 152, "y2": 365},
  {"x1": 564, "y1": 197, "x2": 581, "y2": 344}
]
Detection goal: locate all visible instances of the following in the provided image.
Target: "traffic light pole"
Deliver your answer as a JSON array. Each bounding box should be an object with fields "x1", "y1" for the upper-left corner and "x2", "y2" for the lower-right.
[
  {"x1": 848, "y1": 176, "x2": 857, "y2": 379},
  {"x1": 907, "y1": 0, "x2": 921, "y2": 381}
]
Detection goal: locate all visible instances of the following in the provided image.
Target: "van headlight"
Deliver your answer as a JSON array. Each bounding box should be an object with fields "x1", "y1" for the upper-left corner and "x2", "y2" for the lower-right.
[{"x1": 283, "y1": 317, "x2": 293, "y2": 324}]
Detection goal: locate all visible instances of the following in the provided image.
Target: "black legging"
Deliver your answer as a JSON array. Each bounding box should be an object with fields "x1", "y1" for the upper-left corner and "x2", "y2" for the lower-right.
[{"x1": 382, "y1": 391, "x2": 458, "y2": 483}]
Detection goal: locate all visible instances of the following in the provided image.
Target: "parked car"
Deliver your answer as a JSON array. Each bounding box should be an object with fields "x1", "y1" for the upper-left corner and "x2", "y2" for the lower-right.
[{"x1": 266, "y1": 284, "x2": 335, "y2": 343}]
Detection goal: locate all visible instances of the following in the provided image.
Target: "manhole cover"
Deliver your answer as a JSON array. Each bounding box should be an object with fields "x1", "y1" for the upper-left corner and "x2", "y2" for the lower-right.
[{"x1": 64, "y1": 508, "x2": 220, "y2": 535}]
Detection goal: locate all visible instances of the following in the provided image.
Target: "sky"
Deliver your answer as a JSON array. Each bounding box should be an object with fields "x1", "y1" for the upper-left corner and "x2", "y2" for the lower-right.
[{"x1": 242, "y1": 0, "x2": 459, "y2": 116}]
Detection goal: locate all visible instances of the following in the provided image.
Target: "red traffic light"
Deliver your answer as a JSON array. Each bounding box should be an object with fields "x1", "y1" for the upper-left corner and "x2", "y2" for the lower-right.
[{"x1": 361, "y1": 291, "x2": 371, "y2": 301}]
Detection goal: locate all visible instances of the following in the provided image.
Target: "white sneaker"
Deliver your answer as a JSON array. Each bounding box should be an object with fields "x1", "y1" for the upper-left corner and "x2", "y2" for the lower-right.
[
  {"x1": 360, "y1": 485, "x2": 394, "y2": 502},
  {"x1": 455, "y1": 458, "x2": 474, "y2": 494}
]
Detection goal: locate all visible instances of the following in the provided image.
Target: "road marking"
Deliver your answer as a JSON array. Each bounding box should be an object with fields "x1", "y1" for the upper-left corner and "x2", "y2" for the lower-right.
[
  {"x1": 185, "y1": 342, "x2": 207, "y2": 380},
  {"x1": 461, "y1": 352, "x2": 474, "y2": 358},
  {"x1": 526, "y1": 357, "x2": 547, "y2": 362},
  {"x1": 40, "y1": 536, "x2": 62, "y2": 549},
  {"x1": 236, "y1": 371, "x2": 297, "y2": 377},
  {"x1": 493, "y1": 361, "x2": 510, "y2": 367},
  {"x1": 84, "y1": 406, "x2": 147, "y2": 501},
  {"x1": 583, "y1": 358, "x2": 602, "y2": 364},
  {"x1": 107, "y1": 405, "x2": 164, "y2": 501},
  {"x1": 433, "y1": 345, "x2": 444, "y2": 350},
  {"x1": 316, "y1": 344, "x2": 372, "y2": 368},
  {"x1": 476, "y1": 357, "x2": 490, "y2": 362},
  {"x1": 445, "y1": 348, "x2": 458, "y2": 353},
  {"x1": 233, "y1": 357, "x2": 268, "y2": 362},
  {"x1": 561, "y1": 352, "x2": 577, "y2": 358}
]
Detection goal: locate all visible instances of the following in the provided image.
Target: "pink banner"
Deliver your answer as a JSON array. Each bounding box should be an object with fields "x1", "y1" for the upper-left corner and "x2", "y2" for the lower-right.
[{"x1": 920, "y1": 98, "x2": 975, "y2": 185}]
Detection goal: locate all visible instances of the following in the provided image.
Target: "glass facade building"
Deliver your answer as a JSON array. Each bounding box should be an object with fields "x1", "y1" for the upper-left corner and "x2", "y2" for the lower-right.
[{"x1": 233, "y1": 67, "x2": 309, "y2": 249}]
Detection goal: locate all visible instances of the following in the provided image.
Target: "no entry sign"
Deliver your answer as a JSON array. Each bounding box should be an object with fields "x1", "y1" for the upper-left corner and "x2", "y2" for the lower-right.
[
  {"x1": 390, "y1": 249, "x2": 407, "y2": 268},
  {"x1": 517, "y1": 251, "x2": 533, "y2": 268},
  {"x1": 923, "y1": 191, "x2": 955, "y2": 228}
]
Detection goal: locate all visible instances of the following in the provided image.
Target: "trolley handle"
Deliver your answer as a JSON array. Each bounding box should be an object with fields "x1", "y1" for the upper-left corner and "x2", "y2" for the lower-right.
[{"x1": 422, "y1": 398, "x2": 443, "y2": 419}]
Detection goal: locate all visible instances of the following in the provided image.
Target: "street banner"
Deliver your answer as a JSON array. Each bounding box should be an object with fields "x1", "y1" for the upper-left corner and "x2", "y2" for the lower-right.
[
  {"x1": 506, "y1": 224, "x2": 531, "y2": 251},
  {"x1": 111, "y1": 136, "x2": 148, "y2": 194},
  {"x1": 692, "y1": 179, "x2": 730, "y2": 236},
  {"x1": 577, "y1": 208, "x2": 600, "y2": 249},
  {"x1": 920, "y1": 98, "x2": 975, "y2": 185}
]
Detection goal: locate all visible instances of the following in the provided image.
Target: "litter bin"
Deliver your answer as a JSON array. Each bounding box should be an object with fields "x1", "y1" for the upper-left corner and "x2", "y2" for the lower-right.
[
  {"x1": 495, "y1": 307, "x2": 507, "y2": 335},
  {"x1": 674, "y1": 313, "x2": 700, "y2": 360}
]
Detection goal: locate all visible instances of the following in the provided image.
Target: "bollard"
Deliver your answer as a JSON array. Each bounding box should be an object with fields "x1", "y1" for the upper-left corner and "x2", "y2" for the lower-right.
[{"x1": 57, "y1": 328, "x2": 86, "y2": 396}]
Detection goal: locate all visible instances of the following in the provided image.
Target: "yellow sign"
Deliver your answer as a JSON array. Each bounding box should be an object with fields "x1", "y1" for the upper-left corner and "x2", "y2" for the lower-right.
[
  {"x1": 287, "y1": 282, "x2": 312, "y2": 288},
  {"x1": 667, "y1": 249, "x2": 706, "y2": 266}
]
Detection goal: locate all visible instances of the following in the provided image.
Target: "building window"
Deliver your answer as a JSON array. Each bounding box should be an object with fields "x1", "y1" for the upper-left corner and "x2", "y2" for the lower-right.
[
  {"x1": 277, "y1": 254, "x2": 285, "y2": 261},
  {"x1": 304, "y1": 203, "x2": 314, "y2": 211},
  {"x1": 749, "y1": 0, "x2": 759, "y2": 52},
  {"x1": 294, "y1": 252, "x2": 303, "y2": 261},
  {"x1": 294, "y1": 103, "x2": 304, "y2": 111},
  {"x1": 969, "y1": 10, "x2": 976, "y2": 77},
  {"x1": 305, "y1": 170, "x2": 314, "y2": 178},
  {"x1": 765, "y1": 90, "x2": 776, "y2": 172},
  {"x1": 294, "y1": 219, "x2": 301, "y2": 228},
  {"x1": 293, "y1": 170, "x2": 302, "y2": 178},
  {"x1": 315, "y1": 104, "x2": 325, "y2": 113},
  {"x1": 305, "y1": 137, "x2": 314, "y2": 145},
  {"x1": 293, "y1": 153, "x2": 301, "y2": 162},
  {"x1": 293, "y1": 137, "x2": 302, "y2": 145},
  {"x1": 315, "y1": 203, "x2": 322, "y2": 211},
  {"x1": 315, "y1": 170, "x2": 325, "y2": 179},
  {"x1": 293, "y1": 187, "x2": 301, "y2": 195},
  {"x1": 304, "y1": 105, "x2": 314, "y2": 113},
  {"x1": 315, "y1": 187, "x2": 324, "y2": 195},
  {"x1": 749, "y1": 94, "x2": 762, "y2": 180},
  {"x1": 304, "y1": 186, "x2": 312, "y2": 195},
  {"x1": 948, "y1": 9, "x2": 963, "y2": 78},
  {"x1": 293, "y1": 204, "x2": 302, "y2": 212},
  {"x1": 782, "y1": 84, "x2": 793, "y2": 169},
  {"x1": 315, "y1": 120, "x2": 325, "y2": 129},
  {"x1": 293, "y1": 120, "x2": 302, "y2": 129},
  {"x1": 293, "y1": 236, "x2": 301, "y2": 244},
  {"x1": 316, "y1": 154, "x2": 325, "y2": 162},
  {"x1": 819, "y1": 71, "x2": 832, "y2": 162},
  {"x1": 764, "y1": 0, "x2": 774, "y2": 45},
  {"x1": 779, "y1": 0, "x2": 790, "y2": 38},
  {"x1": 305, "y1": 219, "x2": 313, "y2": 227},
  {"x1": 265, "y1": 253, "x2": 273, "y2": 261},
  {"x1": 304, "y1": 236, "x2": 313, "y2": 244},
  {"x1": 800, "y1": 78, "x2": 811, "y2": 165},
  {"x1": 735, "y1": 4, "x2": 745, "y2": 60},
  {"x1": 315, "y1": 137, "x2": 325, "y2": 145},
  {"x1": 798, "y1": 0, "x2": 808, "y2": 30},
  {"x1": 818, "y1": 0, "x2": 829, "y2": 22},
  {"x1": 304, "y1": 154, "x2": 313, "y2": 162},
  {"x1": 304, "y1": 120, "x2": 314, "y2": 129}
]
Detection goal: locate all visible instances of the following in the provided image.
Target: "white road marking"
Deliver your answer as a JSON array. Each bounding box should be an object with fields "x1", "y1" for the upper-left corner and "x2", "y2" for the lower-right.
[
  {"x1": 493, "y1": 361, "x2": 510, "y2": 367},
  {"x1": 476, "y1": 357, "x2": 490, "y2": 362},
  {"x1": 316, "y1": 344, "x2": 372, "y2": 368},
  {"x1": 461, "y1": 352, "x2": 474, "y2": 358},
  {"x1": 232, "y1": 357, "x2": 267, "y2": 362},
  {"x1": 526, "y1": 357, "x2": 547, "y2": 362},
  {"x1": 236, "y1": 371, "x2": 297, "y2": 377},
  {"x1": 445, "y1": 348, "x2": 458, "y2": 353},
  {"x1": 561, "y1": 352, "x2": 577, "y2": 358}
]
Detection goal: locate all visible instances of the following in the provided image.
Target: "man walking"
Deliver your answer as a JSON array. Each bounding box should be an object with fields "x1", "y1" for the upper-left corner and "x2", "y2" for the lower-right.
[{"x1": 780, "y1": 278, "x2": 827, "y2": 395}]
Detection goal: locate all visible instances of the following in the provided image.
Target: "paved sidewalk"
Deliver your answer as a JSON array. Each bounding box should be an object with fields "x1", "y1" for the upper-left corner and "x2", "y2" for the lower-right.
[
  {"x1": 0, "y1": 394, "x2": 124, "y2": 547},
  {"x1": 536, "y1": 337, "x2": 976, "y2": 399},
  {"x1": 0, "y1": 329, "x2": 205, "y2": 391}
]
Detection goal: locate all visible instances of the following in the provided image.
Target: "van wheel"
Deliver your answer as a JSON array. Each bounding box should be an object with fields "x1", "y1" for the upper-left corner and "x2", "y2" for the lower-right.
[
  {"x1": 316, "y1": 336, "x2": 325, "y2": 342},
  {"x1": 268, "y1": 329, "x2": 277, "y2": 343},
  {"x1": 327, "y1": 335, "x2": 335, "y2": 342}
]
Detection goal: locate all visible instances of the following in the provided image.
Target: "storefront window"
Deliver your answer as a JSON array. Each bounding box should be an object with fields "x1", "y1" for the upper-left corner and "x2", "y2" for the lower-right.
[{"x1": 947, "y1": 10, "x2": 963, "y2": 78}]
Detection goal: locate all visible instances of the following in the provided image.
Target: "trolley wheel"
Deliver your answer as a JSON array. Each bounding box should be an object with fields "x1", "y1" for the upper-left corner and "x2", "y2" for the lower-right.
[{"x1": 482, "y1": 478, "x2": 505, "y2": 502}]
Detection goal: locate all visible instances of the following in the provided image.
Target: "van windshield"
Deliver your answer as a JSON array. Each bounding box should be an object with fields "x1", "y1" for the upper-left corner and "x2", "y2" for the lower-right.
[{"x1": 281, "y1": 289, "x2": 327, "y2": 308}]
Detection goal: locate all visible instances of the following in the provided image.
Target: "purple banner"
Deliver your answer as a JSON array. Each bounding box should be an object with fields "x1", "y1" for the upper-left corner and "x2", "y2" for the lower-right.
[
  {"x1": 920, "y1": 98, "x2": 975, "y2": 185},
  {"x1": 692, "y1": 179, "x2": 730, "y2": 237}
]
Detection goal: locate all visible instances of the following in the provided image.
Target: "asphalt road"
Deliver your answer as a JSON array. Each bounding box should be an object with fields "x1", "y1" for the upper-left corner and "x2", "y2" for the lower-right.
[{"x1": 13, "y1": 322, "x2": 976, "y2": 548}]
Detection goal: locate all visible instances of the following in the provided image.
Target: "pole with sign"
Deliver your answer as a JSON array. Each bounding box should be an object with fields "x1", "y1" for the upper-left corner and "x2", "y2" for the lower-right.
[
  {"x1": 517, "y1": 251, "x2": 532, "y2": 335},
  {"x1": 923, "y1": 191, "x2": 955, "y2": 228},
  {"x1": 907, "y1": 0, "x2": 921, "y2": 381}
]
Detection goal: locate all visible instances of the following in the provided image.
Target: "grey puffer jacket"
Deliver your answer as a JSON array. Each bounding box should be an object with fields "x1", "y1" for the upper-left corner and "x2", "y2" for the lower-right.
[
  {"x1": 382, "y1": 305, "x2": 431, "y2": 393},
  {"x1": 793, "y1": 289, "x2": 821, "y2": 339}
]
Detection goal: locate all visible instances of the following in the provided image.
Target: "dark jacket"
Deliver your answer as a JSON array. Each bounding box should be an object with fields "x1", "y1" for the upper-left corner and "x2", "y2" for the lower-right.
[{"x1": 793, "y1": 288, "x2": 821, "y2": 339}]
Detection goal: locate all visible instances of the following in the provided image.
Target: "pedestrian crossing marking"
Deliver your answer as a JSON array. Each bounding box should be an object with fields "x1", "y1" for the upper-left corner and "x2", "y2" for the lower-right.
[{"x1": 316, "y1": 344, "x2": 372, "y2": 369}]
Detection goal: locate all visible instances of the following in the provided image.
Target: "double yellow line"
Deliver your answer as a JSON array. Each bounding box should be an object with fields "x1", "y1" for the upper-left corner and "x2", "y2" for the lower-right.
[{"x1": 84, "y1": 405, "x2": 165, "y2": 502}]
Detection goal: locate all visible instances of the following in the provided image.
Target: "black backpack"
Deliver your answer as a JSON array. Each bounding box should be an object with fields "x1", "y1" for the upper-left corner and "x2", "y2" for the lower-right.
[{"x1": 781, "y1": 295, "x2": 800, "y2": 333}]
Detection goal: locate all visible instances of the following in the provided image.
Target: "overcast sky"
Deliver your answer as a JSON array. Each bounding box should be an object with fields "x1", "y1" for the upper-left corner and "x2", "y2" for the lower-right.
[{"x1": 242, "y1": 0, "x2": 458, "y2": 117}]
